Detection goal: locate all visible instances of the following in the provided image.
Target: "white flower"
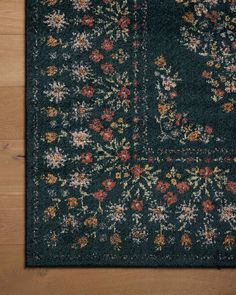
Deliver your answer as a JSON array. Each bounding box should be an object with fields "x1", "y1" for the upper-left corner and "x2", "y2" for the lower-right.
[
  {"x1": 69, "y1": 172, "x2": 91, "y2": 188},
  {"x1": 219, "y1": 204, "x2": 236, "y2": 227},
  {"x1": 71, "y1": 130, "x2": 91, "y2": 148},
  {"x1": 72, "y1": 62, "x2": 93, "y2": 82},
  {"x1": 71, "y1": 0, "x2": 91, "y2": 11},
  {"x1": 106, "y1": 203, "x2": 127, "y2": 223},
  {"x1": 44, "y1": 81, "x2": 69, "y2": 103},
  {"x1": 72, "y1": 32, "x2": 92, "y2": 51},
  {"x1": 45, "y1": 147, "x2": 66, "y2": 168},
  {"x1": 177, "y1": 202, "x2": 197, "y2": 225},
  {"x1": 44, "y1": 11, "x2": 67, "y2": 31},
  {"x1": 72, "y1": 101, "x2": 93, "y2": 122},
  {"x1": 148, "y1": 205, "x2": 168, "y2": 223}
]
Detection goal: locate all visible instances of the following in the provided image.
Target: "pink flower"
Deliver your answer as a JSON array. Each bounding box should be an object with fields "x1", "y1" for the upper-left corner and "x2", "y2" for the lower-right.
[
  {"x1": 176, "y1": 182, "x2": 190, "y2": 193},
  {"x1": 226, "y1": 181, "x2": 236, "y2": 194},
  {"x1": 102, "y1": 179, "x2": 116, "y2": 191},
  {"x1": 101, "y1": 39, "x2": 113, "y2": 51},
  {"x1": 131, "y1": 199, "x2": 144, "y2": 211},
  {"x1": 118, "y1": 16, "x2": 130, "y2": 29},
  {"x1": 117, "y1": 149, "x2": 130, "y2": 162},
  {"x1": 100, "y1": 128, "x2": 113, "y2": 141},
  {"x1": 156, "y1": 181, "x2": 170, "y2": 193},
  {"x1": 164, "y1": 192, "x2": 177, "y2": 205},
  {"x1": 93, "y1": 190, "x2": 107, "y2": 201}
]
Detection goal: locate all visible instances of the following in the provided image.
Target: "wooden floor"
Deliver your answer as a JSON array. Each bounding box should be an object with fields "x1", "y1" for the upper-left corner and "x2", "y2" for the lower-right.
[{"x1": 0, "y1": 1, "x2": 236, "y2": 294}]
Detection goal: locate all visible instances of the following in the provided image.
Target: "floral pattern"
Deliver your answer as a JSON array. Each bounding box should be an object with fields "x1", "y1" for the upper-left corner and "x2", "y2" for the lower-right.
[
  {"x1": 27, "y1": 0, "x2": 236, "y2": 266},
  {"x1": 177, "y1": 0, "x2": 236, "y2": 113}
]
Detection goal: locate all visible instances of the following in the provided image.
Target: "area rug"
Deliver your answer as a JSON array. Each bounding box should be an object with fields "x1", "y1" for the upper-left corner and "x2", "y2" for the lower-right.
[{"x1": 26, "y1": 0, "x2": 236, "y2": 266}]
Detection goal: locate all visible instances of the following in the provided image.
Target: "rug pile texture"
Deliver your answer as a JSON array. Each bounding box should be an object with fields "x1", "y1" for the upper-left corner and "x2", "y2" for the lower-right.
[{"x1": 26, "y1": 0, "x2": 236, "y2": 266}]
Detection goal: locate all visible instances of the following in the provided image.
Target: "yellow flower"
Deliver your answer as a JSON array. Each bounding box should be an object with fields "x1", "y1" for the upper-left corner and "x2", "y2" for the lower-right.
[
  {"x1": 117, "y1": 118, "x2": 124, "y2": 123},
  {"x1": 222, "y1": 102, "x2": 234, "y2": 113},
  {"x1": 110, "y1": 122, "x2": 118, "y2": 128},
  {"x1": 215, "y1": 63, "x2": 221, "y2": 69},
  {"x1": 115, "y1": 172, "x2": 121, "y2": 179},
  {"x1": 171, "y1": 179, "x2": 177, "y2": 185},
  {"x1": 206, "y1": 60, "x2": 214, "y2": 67}
]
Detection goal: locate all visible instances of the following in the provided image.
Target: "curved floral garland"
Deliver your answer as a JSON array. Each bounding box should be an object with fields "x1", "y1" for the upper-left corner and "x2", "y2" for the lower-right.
[{"x1": 177, "y1": 0, "x2": 236, "y2": 113}]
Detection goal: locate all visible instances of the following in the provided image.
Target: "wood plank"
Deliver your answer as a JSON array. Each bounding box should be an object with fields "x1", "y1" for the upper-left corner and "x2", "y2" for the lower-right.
[
  {"x1": 0, "y1": 35, "x2": 24, "y2": 86},
  {"x1": 0, "y1": 87, "x2": 24, "y2": 140},
  {"x1": 0, "y1": 209, "x2": 24, "y2": 244},
  {"x1": 0, "y1": 140, "x2": 24, "y2": 193},
  {"x1": 0, "y1": 0, "x2": 24, "y2": 35},
  {"x1": 0, "y1": 245, "x2": 236, "y2": 295}
]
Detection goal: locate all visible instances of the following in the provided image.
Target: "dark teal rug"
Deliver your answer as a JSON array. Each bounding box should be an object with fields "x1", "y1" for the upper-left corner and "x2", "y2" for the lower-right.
[{"x1": 26, "y1": 0, "x2": 236, "y2": 266}]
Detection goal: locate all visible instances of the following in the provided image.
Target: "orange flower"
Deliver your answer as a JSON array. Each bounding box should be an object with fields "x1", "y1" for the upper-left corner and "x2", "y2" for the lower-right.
[
  {"x1": 44, "y1": 206, "x2": 56, "y2": 218},
  {"x1": 84, "y1": 216, "x2": 98, "y2": 228},
  {"x1": 154, "y1": 233, "x2": 165, "y2": 247},
  {"x1": 45, "y1": 173, "x2": 57, "y2": 184},
  {"x1": 66, "y1": 197, "x2": 78, "y2": 209},
  {"x1": 76, "y1": 236, "x2": 88, "y2": 248},
  {"x1": 223, "y1": 234, "x2": 235, "y2": 248},
  {"x1": 45, "y1": 132, "x2": 57, "y2": 143},
  {"x1": 202, "y1": 199, "x2": 214, "y2": 213},
  {"x1": 47, "y1": 107, "x2": 58, "y2": 117},
  {"x1": 46, "y1": 66, "x2": 58, "y2": 76},
  {"x1": 187, "y1": 131, "x2": 200, "y2": 141},
  {"x1": 110, "y1": 233, "x2": 122, "y2": 246},
  {"x1": 222, "y1": 102, "x2": 234, "y2": 113},
  {"x1": 154, "y1": 55, "x2": 166, "y2": 68},
  {"x1": 181, "y1": 234, "x2": 192, "y2": 247},
  {"x1": 183, "y1": 12, "x2": 195, "y2": 23},
  {"x1": 158, "y1": 104, "x2": 170, "y2": 115},
  {"x1": 47, "y1": 36, "x2": 59, "y2": 47}
]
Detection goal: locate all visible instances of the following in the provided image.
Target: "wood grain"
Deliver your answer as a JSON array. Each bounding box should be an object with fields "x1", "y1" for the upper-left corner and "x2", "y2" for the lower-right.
[
  {"x1": 0, "y1": 245, "x2": 236, "y2": 295},
  {"x1": 0, "y1": 0, "x2": 236, "y2": 294},
  {"x1": 0, "y1": 35, "x2": 24, "y2": 87},
  {"x1": 0, "y1": 0, "x2": 24, "y2": 35},
  {"x1": 0, "y1": 87, "x2": 24, "y2": 140}
]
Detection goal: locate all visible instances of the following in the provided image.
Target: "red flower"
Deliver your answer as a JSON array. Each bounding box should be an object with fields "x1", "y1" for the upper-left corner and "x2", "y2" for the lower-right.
[
  {"x1": 215, "y1": 89, "x2": 225, "y2": 97},
  {"x1": 101, "y1": 109, "x2": 114, "y2": 122},
  {"x1": 102, "y1": 179, "x2": 116, "y2": 191},
  {"x1": 101, "y1": 39, "x2": 113, "y2": 51},
  {"x1": 176, "y1": 182, "x2": 190, "y2": 193},
  {"x1": 101, "y1": 62, "x2": 114, "y2": 74},
  {"x1": 202, "y1": 70, "x2": 212, "y2": 79},
  {"x1": 80, "y1": 152, "x2": 93, "y2": 164},
  {"x1": 89, "y1": 119, "x2": 103, "y2": 132},
  {"x1": 232, "y1": 41, "x2": 236, "y2": 49},
  {"x1": 156, "y1": 181, "x2": 170, "y2": 193},
  {"x1": 118, "y1": 87, "x2": 131, "y2": 99},
  {"x1": 226, "y1": 181, "x2": 236, "y2": 194},
  {"x1": 205, "y1": 126, "x2": 213, "y2": 135},
  {"x1": 131, "y1": 164, "x2": 144, "y2": 178},
  {"x1": 199, "y1": 167, "x2": 213, "y2": 179},
  {"x1": 81, "y1": 86, "x2": 94, "y2": 97},
  {"x1": 117, "y1": 149, "x2": 130, "y2": 162},
  {"x1": 81, "y1": 15, "x2": 94, "y2": 27},
  {"x1": 202, "y1": 199, "x2": 215, "y2": 213},
  {"x1": 118, "y1": 16, "x2": 131, "y2": 29},
  {"x1": 93, "y1": 190, "x2": 107, "y2": 201},
  {"x1": 100, "y1": 128, "x2": 113, "y2": 141},
  {"x1": 90, "y1": 50, "x2": 104, "y2": 63},
  {"x1": 131, "y1": 199, "x2": 144, "y2": 211},
  {"x1": 102, "y1": 0, "x2": 112, "y2": 3},
  {"x1": 169, "y1": 91, "x2": 177, "y2": 99},
  {"x1": 164, "y1": 192, "x2": 177, "y2": 205}
]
